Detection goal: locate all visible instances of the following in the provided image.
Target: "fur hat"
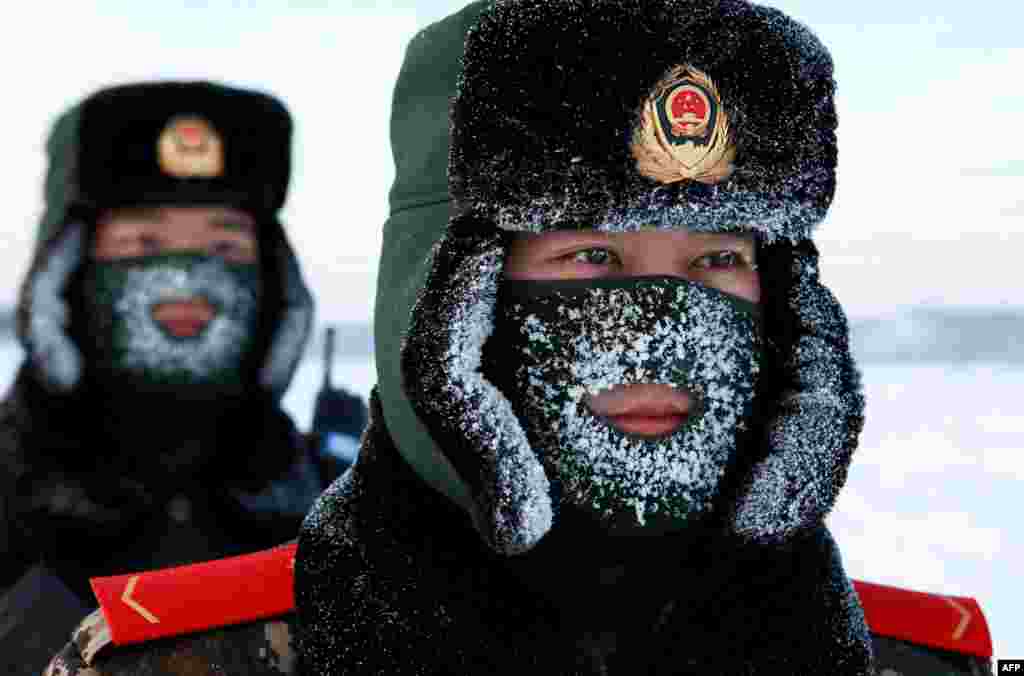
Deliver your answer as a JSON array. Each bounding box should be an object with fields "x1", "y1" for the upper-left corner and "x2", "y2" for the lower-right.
[
  {"x1": 41, "y1": 81, "x2": 292, "y2": 243},
  {"x1": 450, "y1": 0, "x2": 836, "y2": 241}
]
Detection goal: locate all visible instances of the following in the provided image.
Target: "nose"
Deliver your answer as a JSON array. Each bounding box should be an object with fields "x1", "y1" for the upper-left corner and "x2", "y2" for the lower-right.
[{"x1": 624, "y1": 249, "x2": 691, "y2": 280}]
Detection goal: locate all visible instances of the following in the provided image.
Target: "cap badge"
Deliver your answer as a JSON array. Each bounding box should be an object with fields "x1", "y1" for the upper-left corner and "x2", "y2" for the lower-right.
[
  {"x1": 157, "y1": 116, "x2": 224, "y2": 178},
  {"x1": 632, "y1": 65, "x2": 736, "y2": 185}
]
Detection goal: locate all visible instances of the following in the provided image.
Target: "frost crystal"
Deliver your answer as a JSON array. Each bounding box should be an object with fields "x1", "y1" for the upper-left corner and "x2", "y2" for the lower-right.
[
  {"x1": 423, "y1": 237, "x2": 553, "y2": 554},
  {"x1": 88, "y1": 258, "x2": 259, "y2": 383},
  {"x1": 493, "y1": 278, "x2": 761, "y2": 529}
]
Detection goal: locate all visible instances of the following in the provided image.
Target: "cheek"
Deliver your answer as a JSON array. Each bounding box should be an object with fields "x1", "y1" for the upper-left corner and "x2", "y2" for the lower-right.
[
  {"x1": 92, "y1": 238, "x2": 141, "y2": 261},
  {"x1": 731, "y1": 268, "x2": 761, "y2": 303},
  {"x1": 698, "y1": 268, "x2": 761, "y2": 303}
]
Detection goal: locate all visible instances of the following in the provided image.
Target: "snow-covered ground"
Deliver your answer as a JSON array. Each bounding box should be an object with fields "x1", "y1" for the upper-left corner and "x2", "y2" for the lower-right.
[
  {"x1": 829, "y1": 362, "x2": 1020, "y2": 661},
  {"x1": 0, "y1": 339, "x2": 1018, "y2": 661}
]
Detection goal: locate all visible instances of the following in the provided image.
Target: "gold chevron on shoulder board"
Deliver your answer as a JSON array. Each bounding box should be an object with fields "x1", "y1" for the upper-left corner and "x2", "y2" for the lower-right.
[{"x1": 631, "y1": 64, "x2": 736, "y2": 185}]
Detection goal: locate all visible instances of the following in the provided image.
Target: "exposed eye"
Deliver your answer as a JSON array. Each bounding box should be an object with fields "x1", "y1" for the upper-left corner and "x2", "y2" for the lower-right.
[
  {"x1": 209, "y1": 238, "x2": 257, "y2": 263},
  {"x1": 138, "y1": 235, "x2": 162, "y2": 256},
  {"x1": 690, "y1": 250, "x2": 752, "y2": 271},
  {"x1": 566, "y1": 247, "x2": 621, "y2": 267}
]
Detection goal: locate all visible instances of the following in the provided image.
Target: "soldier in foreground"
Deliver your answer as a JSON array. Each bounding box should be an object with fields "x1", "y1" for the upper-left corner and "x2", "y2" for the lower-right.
[
  {"x1": 298, "y1": 0, "x2": 872, "y2": 672},
  {"x1": 42, "y1": 2, "x2": 995, "y2": 675},
  {"x1": 0, "y1": 81, "x2": 322, "y2": 673}
]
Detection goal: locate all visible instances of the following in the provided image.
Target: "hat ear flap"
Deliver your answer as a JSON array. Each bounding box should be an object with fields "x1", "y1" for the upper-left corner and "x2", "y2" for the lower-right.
[
  {"x1": 19, "y1": 222, "x2": 86, "y2": 393},
  {"x1": 730, "y1": 241, "x2": 865, "y2": 542},
  {"x1": 258, "y1": 228, "x2": 314, "y2": 397},
  {"x1": 401, "y1": 215, "x2": 553, "y2": 555}
]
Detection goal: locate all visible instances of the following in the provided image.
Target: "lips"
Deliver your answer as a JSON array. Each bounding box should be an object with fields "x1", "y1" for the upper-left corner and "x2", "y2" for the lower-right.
[
  {"x1": 151, "y1": 297, "x2": 216, "y2": 338},
  {"x1": 586, "y1": 383, "x2": 692, "y2": 438}
]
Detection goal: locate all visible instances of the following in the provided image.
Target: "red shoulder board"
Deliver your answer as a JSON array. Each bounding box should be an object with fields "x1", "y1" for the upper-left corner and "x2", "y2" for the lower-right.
[
  {"x1": 92, "y1": 548, "x2": 993, "y2": 658},
  {"x1": 852, "y1": 579, "x2": 992, "y2": 658},
  {"x1": 90, "y1": 542, "x2": 298, "y2": 646}
]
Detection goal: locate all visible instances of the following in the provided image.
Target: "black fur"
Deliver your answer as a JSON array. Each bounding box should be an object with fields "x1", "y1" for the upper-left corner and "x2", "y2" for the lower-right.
[
  {"x1": 451, "y1": 0, "x2": 837, "y2": 240},
  {"x1": 296, "y1": 393, "x2": 873, "y2": 675},
  {"x1": 297, "y1": 1, "x2": 871, "y2": 672},
  {"x1": 53, "y1": 81, "x2": 291, "y2": 222}
]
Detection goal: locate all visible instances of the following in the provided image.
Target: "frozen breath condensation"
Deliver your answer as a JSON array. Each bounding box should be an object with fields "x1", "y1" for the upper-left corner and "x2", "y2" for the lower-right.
[
  {"x1": 87, "y1": 257, "x2": 259, "y2": 382},
  {"x1": 498, "y1": 279, "x2": 761, "y2": 528}
]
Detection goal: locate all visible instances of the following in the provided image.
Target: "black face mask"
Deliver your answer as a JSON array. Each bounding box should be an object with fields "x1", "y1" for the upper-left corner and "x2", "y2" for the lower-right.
[
  {"x1": 484, "y1": 276, "x2": 762, "y2": 535},
  {"x1": 79, "y1": 253, "x2": 261, "y2": 397}
]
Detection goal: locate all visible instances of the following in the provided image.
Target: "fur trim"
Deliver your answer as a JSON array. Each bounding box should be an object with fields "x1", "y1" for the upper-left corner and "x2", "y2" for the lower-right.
[
  {"x1": 729, "y1": 242, "x2": 864, "y2": 541},
  {"x1": 21, "y1": 223, "x2": 85, "y2": 393},
  {"x1": 258, "y1": 230, "x2": 314, "y2": 398},
  {"x1": 401, "y1": 217, "x2": 552, "y2": 554}
]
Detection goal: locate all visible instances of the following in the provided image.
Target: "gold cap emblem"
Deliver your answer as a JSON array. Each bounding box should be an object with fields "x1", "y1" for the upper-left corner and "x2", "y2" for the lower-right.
[
  {"x1": 631, "y1": 65, "x2": 736, "y2": 185},
  {"x1": 157, "y1": 116, "x2": 224, "y2": 178}
]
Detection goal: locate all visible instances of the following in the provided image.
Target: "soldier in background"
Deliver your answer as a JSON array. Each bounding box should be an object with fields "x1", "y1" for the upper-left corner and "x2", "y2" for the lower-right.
[{"x1": 0, "y1": 81, "x2": 326, "y2": 673}]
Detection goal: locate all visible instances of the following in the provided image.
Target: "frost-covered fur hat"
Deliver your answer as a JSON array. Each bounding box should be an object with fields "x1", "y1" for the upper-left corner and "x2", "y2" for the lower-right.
[
  {"x1": 450, "y1": 0, "x2": 837, "y2": 241},
  {"x1": 396, "y1": 0, "x2": 863, "y2": 555}
]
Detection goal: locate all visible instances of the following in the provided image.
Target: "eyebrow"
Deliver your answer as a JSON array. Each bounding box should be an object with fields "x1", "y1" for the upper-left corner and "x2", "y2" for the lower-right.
[{"x1": 106, "y1": 207, "x2": 166, "y2": 223}]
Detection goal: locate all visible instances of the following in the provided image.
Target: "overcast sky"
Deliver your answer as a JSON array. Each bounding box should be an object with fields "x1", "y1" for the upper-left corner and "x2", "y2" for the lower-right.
[
  {"x1": 1, "y1": 0, "x2": 1021, "y2": 664},
  {"x1": 2, "y1": 0, "x2": 1022, "y2": 323}
]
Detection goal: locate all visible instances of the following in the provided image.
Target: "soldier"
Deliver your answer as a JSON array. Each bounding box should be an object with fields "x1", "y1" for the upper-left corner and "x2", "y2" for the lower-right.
[
  {"x1": 40, "y1": 2, "x2": 995, "y2": 675},
  {"x1": 0, "y1": 81, "x2": 322, "y2": 673},
  {"x1": 297, "y1": 0, "x2": 874, "y2": 673}
]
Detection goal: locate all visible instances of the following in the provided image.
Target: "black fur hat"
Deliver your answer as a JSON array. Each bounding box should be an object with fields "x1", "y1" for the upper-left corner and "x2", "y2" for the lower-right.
[
  {"x1": 450, "y1": 0, "x2": 836, "y2": 241},
  {"x1": 45, "y1": 81, "x2": 292, "y2": 235}
]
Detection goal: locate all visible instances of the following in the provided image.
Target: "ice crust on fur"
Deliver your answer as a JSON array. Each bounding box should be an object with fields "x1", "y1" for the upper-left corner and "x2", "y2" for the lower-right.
[
  {"x1": 729, "y1": 248, "x2": 864, "y2": 541},
  {"x1": 24, "y1": 223, "x2": 86, "y2": 392},
  {"x1": 403, "y1": 228, "x2": 553, "y2": 554}
]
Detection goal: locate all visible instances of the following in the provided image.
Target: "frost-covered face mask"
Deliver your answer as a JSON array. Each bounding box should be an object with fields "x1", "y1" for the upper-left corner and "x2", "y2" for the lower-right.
[
  {"x1": 80, "y1": 253, "x2": 261, "y2": 394},
  {"x1": 485, "y1": 276, "x2": 762, "y2": 534}
]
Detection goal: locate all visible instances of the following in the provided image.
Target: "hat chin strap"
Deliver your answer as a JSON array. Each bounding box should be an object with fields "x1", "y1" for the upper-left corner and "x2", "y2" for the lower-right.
[
  {"x1": 729, "y1": 246, "x2": 865, "y2": 543},
  {"x1": 402, "y1": 220, "x2": 553, "y2": 556}
]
